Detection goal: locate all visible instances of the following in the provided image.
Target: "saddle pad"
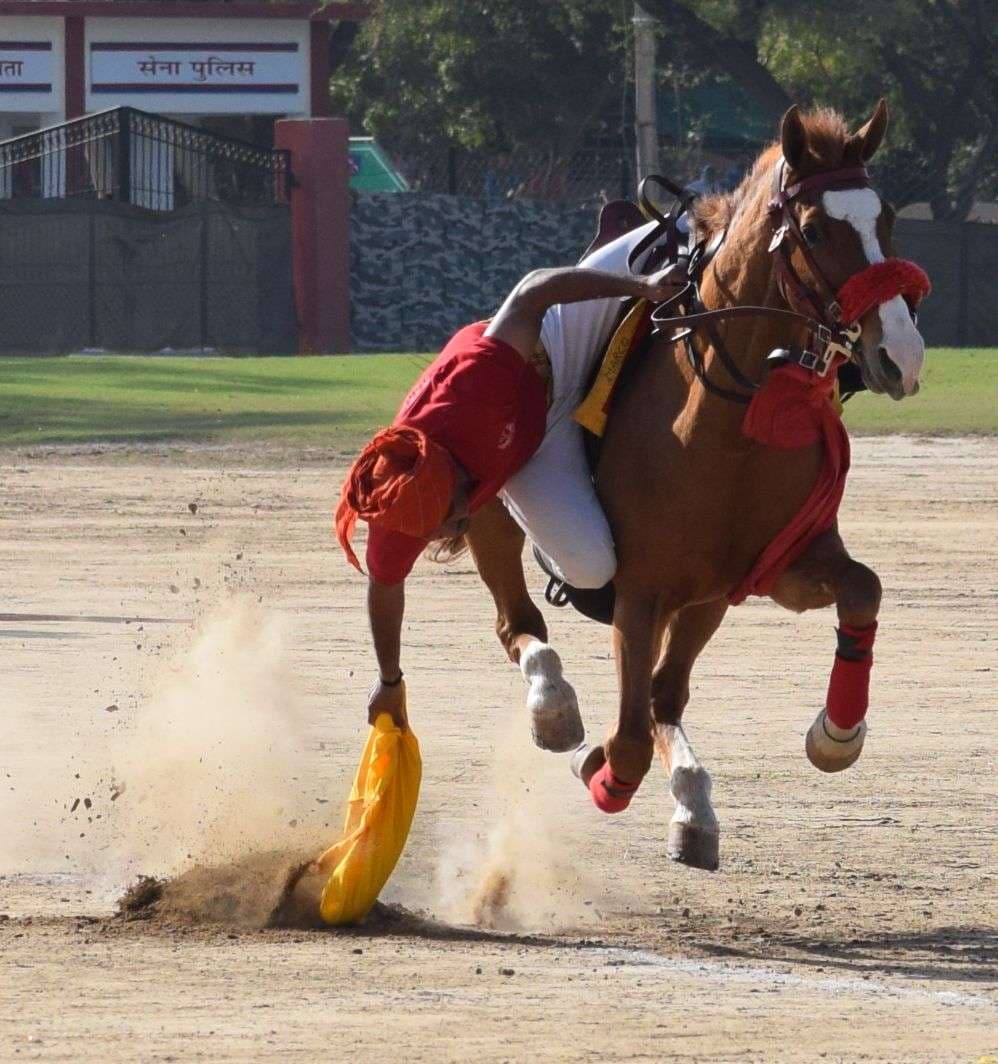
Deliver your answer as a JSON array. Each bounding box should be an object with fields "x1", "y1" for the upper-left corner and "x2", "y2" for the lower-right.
[{"x1": 574, "y1": 298, "x2": 653, "y2": 437}]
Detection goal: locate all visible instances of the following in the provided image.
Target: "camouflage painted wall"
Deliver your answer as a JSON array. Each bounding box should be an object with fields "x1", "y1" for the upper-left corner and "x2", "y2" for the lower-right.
[{"x1": 350, "y1": 192, "x2": 598, "y2": 352}]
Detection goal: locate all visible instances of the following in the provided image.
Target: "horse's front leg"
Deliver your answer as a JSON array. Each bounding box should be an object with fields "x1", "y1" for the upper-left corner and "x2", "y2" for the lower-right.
[
  {"x1": 651, "y1": 600, "x2": 727, "y2": 871},
  {"x1": 771, "y1": 527, "x2": 881, "y2": 772},
  {"x1": 465, "y1": 499, "x2": 584, "y2": 752},
  {"x1": 573, "y1": 591, "x2": 666, "y2": 812}
]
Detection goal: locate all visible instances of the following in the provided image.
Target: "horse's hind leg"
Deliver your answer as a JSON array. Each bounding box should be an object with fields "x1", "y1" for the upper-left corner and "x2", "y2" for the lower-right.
[
  {"x1": 651, "y1": 600, "x2": 727, "y2": 871},
  {"x1": 771, "y1": 527, "x2": 881, "y2": 773},
  {"x1": 465, "y1": 499, "x2": 584, "y2": 752}
]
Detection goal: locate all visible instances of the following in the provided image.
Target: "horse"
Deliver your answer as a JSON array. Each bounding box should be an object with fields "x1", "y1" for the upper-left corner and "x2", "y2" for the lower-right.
[{"x1": 461, "y1": 101, "x2": 929, "y2": 871}]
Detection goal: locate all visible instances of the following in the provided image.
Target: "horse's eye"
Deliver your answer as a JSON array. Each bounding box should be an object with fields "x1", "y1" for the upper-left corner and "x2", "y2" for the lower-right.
[{"x1": 801, "y1": 221, "x2": 821, "y2": 246}]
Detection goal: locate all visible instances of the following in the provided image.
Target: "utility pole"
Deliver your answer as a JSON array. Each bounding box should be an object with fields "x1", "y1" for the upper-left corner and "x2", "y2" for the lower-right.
[{"x1": 633, "y1": 3, "x2": 660, "y2": 184}]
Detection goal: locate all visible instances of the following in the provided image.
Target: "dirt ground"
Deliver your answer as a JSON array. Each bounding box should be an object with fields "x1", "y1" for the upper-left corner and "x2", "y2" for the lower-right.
[{"x1": 1, "y1": 436, "x2": 995, "y2": 1063}]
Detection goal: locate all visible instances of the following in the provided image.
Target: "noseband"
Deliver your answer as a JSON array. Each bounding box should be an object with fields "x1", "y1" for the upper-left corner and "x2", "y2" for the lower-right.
[{"x1": 644, "y1": 160, "x2": 928, "y2": 405}]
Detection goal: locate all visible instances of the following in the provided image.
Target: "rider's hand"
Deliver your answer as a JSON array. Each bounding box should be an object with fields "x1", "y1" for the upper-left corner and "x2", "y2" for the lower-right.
[
  {"x1": 367, "y1": 675, "x2": 408, "y2": 730},
  {"x1": 642, "y1": 264, "x2": 687, "y2": 303}
]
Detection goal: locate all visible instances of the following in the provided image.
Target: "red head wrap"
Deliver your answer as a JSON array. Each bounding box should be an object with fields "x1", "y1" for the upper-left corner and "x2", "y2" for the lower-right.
[{"x1": 335, "y1": 426, "x2": 456, "y2": 572}]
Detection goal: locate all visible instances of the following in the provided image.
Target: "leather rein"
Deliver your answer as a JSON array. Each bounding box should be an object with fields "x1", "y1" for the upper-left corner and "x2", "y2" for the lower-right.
[{"x1": 635, "y1": 162, "x2": 871, "y2": 405}]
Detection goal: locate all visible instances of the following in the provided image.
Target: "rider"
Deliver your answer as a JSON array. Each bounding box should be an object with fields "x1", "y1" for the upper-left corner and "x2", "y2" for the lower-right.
[{"x1": 336, "y1": 258, "x2": 682, "y2": 745}]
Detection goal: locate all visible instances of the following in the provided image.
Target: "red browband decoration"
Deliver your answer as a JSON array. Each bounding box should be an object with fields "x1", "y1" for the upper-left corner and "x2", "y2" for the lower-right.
[{"x1": 836, "y1": 258, "x2": 931, "y2": 326}]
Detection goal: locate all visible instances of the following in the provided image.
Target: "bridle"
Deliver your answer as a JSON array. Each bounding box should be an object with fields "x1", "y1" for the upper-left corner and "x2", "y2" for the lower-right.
[{"x1": 638, "y1": 160, "x2": 877, "y2": 405}]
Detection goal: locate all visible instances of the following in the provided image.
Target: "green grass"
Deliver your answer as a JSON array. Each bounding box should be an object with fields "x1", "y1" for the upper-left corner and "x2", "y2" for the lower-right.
[
  {"x1": 0, "y1": 347, "x2": 993, "y2": 451},
  {"x1": 842, "y1": 348, "x2": 997, "y2": 436},
  {"x1": 0, "y1": 353, "x2": 430, "y2": 451}
]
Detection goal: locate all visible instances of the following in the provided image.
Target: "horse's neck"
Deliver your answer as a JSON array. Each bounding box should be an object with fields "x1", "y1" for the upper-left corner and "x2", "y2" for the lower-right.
[{"x1": 695, "y1": 206, "x2": 790, "y2": 381}]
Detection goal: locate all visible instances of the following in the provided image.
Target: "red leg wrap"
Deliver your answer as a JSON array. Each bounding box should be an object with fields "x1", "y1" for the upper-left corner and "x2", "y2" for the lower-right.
[
  {"x1": 588, "y1": 761, "x2": 640, "y2": 814},
  {"x1": 825, "y1": 622, "x2": 877, "y2": 730}
]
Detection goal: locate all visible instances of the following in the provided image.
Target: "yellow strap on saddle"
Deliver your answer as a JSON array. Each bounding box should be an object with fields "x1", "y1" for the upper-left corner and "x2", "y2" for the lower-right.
[{"x1": 574, "y1": 298, "x2": 649, "y2": 438}]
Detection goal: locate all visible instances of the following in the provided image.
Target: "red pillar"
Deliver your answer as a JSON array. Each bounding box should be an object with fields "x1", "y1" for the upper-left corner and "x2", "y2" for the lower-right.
[
  {"x1": 64, "y1": 15, "x2": 85, "y2": 119},
  {"x1": 309, "y1": 21, "x2": 331, "y2": 118},
  {"x1": 275, "y1": 118, "x2": 351, "y2": 354}
]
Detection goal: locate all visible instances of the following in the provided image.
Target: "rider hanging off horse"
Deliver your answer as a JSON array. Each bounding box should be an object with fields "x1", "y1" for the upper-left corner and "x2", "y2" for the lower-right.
[{"x1": 335, "y1": 100, "x2": 931, "y2": 871}]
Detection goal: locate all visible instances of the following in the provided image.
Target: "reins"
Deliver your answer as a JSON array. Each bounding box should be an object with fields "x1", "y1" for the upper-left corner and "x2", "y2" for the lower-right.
[{"x1": 641, "y1": 160, "x2": 871, "y2": 403}]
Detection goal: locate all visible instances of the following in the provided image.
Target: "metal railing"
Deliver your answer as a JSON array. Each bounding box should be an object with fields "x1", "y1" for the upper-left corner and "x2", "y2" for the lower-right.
[{"x1": 0, "y1": 107, "x2": 291, "y2": 210}]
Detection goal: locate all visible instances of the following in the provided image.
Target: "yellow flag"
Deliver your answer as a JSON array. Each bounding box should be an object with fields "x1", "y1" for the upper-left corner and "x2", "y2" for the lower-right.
[{"x1": 315, "y1": 707, "x2": 421, "y2": 925}]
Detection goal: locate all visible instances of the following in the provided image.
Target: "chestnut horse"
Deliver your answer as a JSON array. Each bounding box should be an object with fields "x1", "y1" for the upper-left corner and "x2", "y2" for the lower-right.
[{"x1": 463, "y1": 102, "x2": 928, "y2": 870}]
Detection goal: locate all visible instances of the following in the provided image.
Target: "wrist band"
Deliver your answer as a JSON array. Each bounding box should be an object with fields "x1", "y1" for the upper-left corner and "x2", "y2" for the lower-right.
[{"x1": 380, "y1": 671, "x2": 404, "y2": 687}]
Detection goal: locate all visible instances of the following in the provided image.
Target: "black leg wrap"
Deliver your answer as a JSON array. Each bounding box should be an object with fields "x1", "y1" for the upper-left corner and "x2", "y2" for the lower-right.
[{"x1": 835, "y1": 626, "x2": 873, "y2": 661}]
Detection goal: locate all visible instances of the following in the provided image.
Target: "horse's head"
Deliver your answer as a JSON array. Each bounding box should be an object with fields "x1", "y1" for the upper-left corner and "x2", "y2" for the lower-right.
[{"x1": 777, "y1": 101, "x2": 927, "y2": 399}]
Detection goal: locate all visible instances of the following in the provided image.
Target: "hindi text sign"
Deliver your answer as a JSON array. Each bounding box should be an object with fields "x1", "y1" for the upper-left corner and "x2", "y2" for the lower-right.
[
  {"x1": 0, "y1": 41, "x2": 54, "y2": 98},
  {"x1": 90, "y1": 41, "x2": 303, "y2": 111}
]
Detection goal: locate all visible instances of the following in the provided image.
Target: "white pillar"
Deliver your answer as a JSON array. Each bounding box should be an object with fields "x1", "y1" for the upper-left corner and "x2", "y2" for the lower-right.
[{"x1": 633, "y1": 3, "x2": 660, "y2": 184}]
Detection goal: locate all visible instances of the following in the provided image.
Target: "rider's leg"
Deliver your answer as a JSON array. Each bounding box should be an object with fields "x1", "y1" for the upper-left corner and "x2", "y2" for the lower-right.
[{"x1": 501, "y1": 416, "x2": 616, "y2": 591}]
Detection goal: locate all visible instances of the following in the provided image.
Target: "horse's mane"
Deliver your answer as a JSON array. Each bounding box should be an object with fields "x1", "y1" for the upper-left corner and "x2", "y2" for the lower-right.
[{"x1": 694, "y1": 108, "x2": 856, "y2": 239}]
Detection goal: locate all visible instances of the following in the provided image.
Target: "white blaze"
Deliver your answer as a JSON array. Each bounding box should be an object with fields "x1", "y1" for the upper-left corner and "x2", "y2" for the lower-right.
[
  {"x1": 823, "y1": 187, "x2": 924, "y2": 395},
  {"x1": 823, "y1": 187, "x2": 885, "y2": 262}
]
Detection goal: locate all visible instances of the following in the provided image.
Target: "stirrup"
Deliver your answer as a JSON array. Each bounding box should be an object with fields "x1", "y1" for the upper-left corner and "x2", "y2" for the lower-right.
[{"x1": 544, "y1": 576, "x2": 571, "y2": 609}]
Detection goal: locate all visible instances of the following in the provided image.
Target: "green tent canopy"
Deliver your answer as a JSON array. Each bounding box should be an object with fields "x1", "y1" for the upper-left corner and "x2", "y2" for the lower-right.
[{"x1": 349, "y1": 137, "x2": 409, "y2": 193}]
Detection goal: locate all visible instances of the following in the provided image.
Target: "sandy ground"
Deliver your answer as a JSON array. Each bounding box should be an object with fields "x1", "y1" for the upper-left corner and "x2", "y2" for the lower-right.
[{"x1": 0, "y1": 436, "x2": 995, "y2": 1063}]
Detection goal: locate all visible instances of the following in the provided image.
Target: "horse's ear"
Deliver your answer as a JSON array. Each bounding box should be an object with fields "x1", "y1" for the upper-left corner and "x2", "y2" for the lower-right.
[
  {"x1": 850, "y1": 98, "x2": 889, "y2": 162},
  {"x1": 780, "y1": 105, "x2": 808, "y2": 171}
]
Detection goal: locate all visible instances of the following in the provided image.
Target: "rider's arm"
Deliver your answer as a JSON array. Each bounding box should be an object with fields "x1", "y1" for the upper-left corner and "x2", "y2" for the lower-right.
[
  {"x1": 368, "y1": 576, "x2": 404, "y2": 682},
  {"x1": 366, "y1": 577, "x2": 408, "y2": 726},
  {"x1": 485, "y1": 266, "x2": 683, "y2": 360}
]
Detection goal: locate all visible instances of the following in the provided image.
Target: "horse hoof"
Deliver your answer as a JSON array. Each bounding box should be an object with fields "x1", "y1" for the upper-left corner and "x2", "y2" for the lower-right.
[
  {"x1": 521, "y1": 643, "x2": 585, "y2": 752},
  {"x1": 530, "y1": 697, "x2": 585, "y2": 752},
  {"x1": 805, "y1": 710, "x2": 867, "y2": 773},
  {"x1": 667, "y1": 822, "x2": 720, "y2": 871},
  {"x1": 570, "y1": 742, "x2": 605, "y2": 785}
]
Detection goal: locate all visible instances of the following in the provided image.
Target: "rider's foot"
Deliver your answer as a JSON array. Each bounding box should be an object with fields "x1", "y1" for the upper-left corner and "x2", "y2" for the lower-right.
[
  {"x1": 805, "y1": 709, "x2": 867, "y2": 772},
  {"x1": 520, "y1": 641, "x2": 585, "y2": 752}
]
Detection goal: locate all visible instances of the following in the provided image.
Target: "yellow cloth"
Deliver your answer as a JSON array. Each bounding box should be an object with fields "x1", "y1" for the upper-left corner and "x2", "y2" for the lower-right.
[
  {"x1": 574, "y1": 298, "x2": 649, "y2": 437},
  {"x1": 315, "y1": 708, "x2": 421, "y2": 925}
]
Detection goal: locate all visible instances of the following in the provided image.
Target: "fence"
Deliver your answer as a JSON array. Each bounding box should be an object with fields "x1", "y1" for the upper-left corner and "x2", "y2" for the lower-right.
[
  {"x1": 350, "y1": 193, "x2": 998, "y2": 351},
  {"x1": 0, "y1": 107, "x2": 291, "y2": 211},
  {"x1": 389, "y1": 142, "x2": 966, "y2": 212},
  {"x1": 350, "y1": 192, "x2": 597, "y2": 351},
  {"x1": 895, "y1": 219, "x2": 998, "y2": 348},
  {"x1": 0, "y1": 197, "x2": 295, "y2": 355}
]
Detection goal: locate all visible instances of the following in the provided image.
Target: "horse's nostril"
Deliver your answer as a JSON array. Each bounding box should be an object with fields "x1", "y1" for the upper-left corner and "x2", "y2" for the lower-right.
[{"x1": 878, "y1": 348, "x2": 902, "y2": 383}]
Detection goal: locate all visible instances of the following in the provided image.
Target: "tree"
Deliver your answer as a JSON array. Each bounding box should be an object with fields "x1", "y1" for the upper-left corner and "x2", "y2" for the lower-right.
[
  {"x1": 643, "y1": 0, "x2": 996, "y2": 217},
  {"x1": 330, "y1": 1, "x2": 627, "y2": 161},
  {"x1": 331, "y1": 0, "x2": 996, "y2": 217}
]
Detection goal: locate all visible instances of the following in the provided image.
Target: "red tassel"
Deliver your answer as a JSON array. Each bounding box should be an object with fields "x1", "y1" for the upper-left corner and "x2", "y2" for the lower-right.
[{"x1": 837, "y1": 259, "x2": 931, "y2": 326}]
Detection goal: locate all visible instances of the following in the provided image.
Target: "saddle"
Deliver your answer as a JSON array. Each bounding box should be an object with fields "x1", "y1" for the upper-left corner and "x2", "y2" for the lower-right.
[
  {"x1": 535, "y1": 184, "x2": 693, "y2": 625},
  {"x1": 533, "y1": 175, "x2": 868, "y2": 625}
]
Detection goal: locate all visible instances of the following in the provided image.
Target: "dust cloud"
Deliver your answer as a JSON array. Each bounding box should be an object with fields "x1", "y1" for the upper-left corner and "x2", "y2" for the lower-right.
[
  {"x1": 98, "y1": 598, "x2": 318, "y2": 884},
  {"x1": 433, "y1": 712, "x2": 628, "y2": 932},
  {"x1": 0, "y1": 594, "x2": 332, "y2": 920}
]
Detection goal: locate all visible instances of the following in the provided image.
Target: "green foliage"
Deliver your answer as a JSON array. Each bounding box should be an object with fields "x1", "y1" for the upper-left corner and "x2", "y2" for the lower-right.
[
  {"x1": 330, "y1": 0, "x2": 995, "y2": 217},
  {"x1": 331, "y1": 1, "x2": 627, "y2": 158},
  {"x1": 758, "y1": 1, "x2": 997, "y2": 215}
]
